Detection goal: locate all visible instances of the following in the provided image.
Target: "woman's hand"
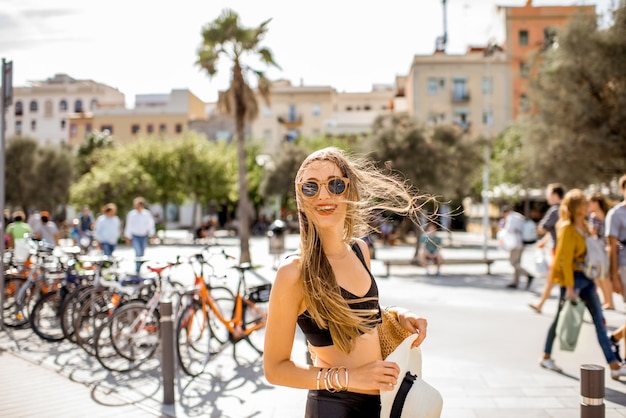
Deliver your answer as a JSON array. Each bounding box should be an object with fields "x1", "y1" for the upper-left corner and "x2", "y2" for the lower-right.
[
  {"x1": 348, "y1": 360, "x2": 401, "y2": 392},
  {"x1": 565, "y1": 286, "x2": 577, "y2": 301},
  {"x1": 397, "y1": 310, "x2": 428, "y2": 348}
]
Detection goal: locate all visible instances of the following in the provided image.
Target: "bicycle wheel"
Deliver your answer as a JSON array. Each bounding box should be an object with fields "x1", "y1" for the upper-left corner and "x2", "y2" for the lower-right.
[
  {"x1": 176, "y1": 300, "x2": 213, "y2": 376},
  {"x1": 3, "y1": 277, "x2": 31, "y2": 328},
  {"x1": 109, "y1": 301, "x2": 160, "y2": 363},
  {"x1": 29, "y1": 290, "x2": 65, "y2": 341},
  {"x1": 74, "y1": 287, "x2": 119, "y2": 356},
  {"x1": 242, "y1": 298, "x2": 268, "y2": 355},
  {"x1": 60, "y1": 284, "x2": 92, "y2": 342},
  {"x1": 208, "y1": 286, "x2": 235, "y2": 345}
]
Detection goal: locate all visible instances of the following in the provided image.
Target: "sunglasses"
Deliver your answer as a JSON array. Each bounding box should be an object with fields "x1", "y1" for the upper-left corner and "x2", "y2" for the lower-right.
[{"x1": 299, "y1": 177, "x2": 350, "y2": 198}]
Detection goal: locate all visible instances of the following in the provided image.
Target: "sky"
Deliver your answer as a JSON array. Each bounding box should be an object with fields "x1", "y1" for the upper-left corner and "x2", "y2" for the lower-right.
[{"x1": 0, "y1": 0, "x2": 616, "y2": 108}]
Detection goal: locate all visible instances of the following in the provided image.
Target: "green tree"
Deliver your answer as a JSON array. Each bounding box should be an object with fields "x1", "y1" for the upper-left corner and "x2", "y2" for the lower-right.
[
  {"x1": 5, "y1": 136, "x2": 75, "y2": 215},
  {"x1": 196, "y1": 8, "x2": 280, "y2": 263},
  {"x1": 527, "y1": 6, "x2": 626, "y2": 184},
  {"x1": 76, "y1": 130, "x2": 114, "y2": 176}
]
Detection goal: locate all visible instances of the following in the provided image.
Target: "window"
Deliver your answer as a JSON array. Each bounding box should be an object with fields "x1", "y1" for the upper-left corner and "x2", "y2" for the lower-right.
[
  {"x1": 346, "y1": 106, "x2": 353, "y2": 111},
  {"x1": 60, "y1": 120, "x2": 66, "y2": 130},
  {"x1": 70, "y1": 124, "x2": 77, "y2": 137},
  {"x1": 86, "y1": 123, "x2": 92, "y2": 133},
  {"x1": 288, "y1": 105, "x2": 297, "y2": 122},
  {"x1": 482, "y1": 76, "x2": 493, "y2": 94},
  {"x1": 159, "y1": 124, "x2": 166, "y2": 133},
  {"x1": 363, "y1": 105, "x2": 371, "y2": 111},
  {"x1": 31, "y1": 120, "x2": 36, "y2": 131},
  {"x1": 520, "y1": 62, "x2": 530, "y2": 78},
  {"x1": 439, "y1": 79, "x2": 445, "y2": 88},
  {"x1": 74, "y1": 99, "x2": 83, "y2": 113},
  {"x1": 44, "y1": 100, "x2": 53, "y2": 117},
  {"x1": 543, "y1": 27, "x2": 559, "y2": 50},
  {"x1": 59, "y1": 100, "x2": 68, "y2": 111},
  {"x1": 482, "y1": 110, "x2": 494, "y2": 126},
  {"x1": 90, "y1": 99, "x2": 98, "y2": 111},
  {"x1": 131, "y1": 124, "x2": 140, "y2": 134},
  {"x1": 101, "y1": 125, "x2": 113, "y2": 134},
  {"x1": 29, "y1": 100, "x2": 38, "y2": 112},
  {"x1": 262, "y1": 106, "x2": 272, "y2": 118},
  {"x1": 519, "y1": 30, "x2": 529, "y2": 46},
  {"x1": 15, "y1": 101, "x2": 23, "y2": 116},
  {"x1": 312, "y1": 104, "x2": 321, "y2": 116},
  {"x1": 519, "y1": 94, "x2": 530, "y2": 112},
  {"x1": 15, "y1": 120, "x2": 22, "y2": 134},
  {"x1": 175, "y1": 123, "x2": 182, "y2": 133},
  {"x1": 452, "y1": 78, "x2": 469, "y2": 101},
  {"x1": 147, "y1": 124, "x2": 154, "y2": 134},
  {"x1": 453, "y1": 109, "x2": 470, "y2": 130},
  {"x1": 427, "y1": 78, "x2": 438, "y2": 95}
]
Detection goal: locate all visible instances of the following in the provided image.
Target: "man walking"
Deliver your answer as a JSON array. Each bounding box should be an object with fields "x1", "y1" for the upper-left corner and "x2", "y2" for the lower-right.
[
  {"x1": 607, "y1": 174, "x2": 626, "y2": 363},
  {"x1": 124, "y1": 197, "x2": 155, "y2": 273},
  {"x1": 501, "y1": 206, "x2": 534, "y2": 289}
]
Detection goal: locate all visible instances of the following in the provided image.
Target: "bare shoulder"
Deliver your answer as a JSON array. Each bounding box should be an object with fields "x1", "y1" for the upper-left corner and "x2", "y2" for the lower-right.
[
  {"x1": 272, "y1": 255, "x2": 303, "y2": 296},
  {"x1": 353, "y1": 238, "x2": 371, "y2": 262}
]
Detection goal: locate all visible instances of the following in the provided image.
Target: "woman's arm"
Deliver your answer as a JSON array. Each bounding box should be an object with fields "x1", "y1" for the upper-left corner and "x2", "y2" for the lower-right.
[{"x1": 264, "y1": 258, "x2": 320, "y2": 389}]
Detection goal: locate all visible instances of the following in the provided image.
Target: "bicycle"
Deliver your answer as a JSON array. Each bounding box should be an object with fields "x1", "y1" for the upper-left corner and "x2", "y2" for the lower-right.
[
  {"x1": 93, "y1": 257, "x2": 184, "y2": 372},
  {"x1": 176, "y1": 248, "x2": 271, "y2": 376}
]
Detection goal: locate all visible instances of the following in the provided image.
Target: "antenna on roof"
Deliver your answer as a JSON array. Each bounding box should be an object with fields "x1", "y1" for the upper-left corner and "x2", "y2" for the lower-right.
[{"x1": 435, "y1": 0, "x2": 448, "y2": 53}]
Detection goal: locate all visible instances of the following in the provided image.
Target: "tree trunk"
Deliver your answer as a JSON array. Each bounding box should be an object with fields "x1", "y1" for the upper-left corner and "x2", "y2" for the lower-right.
[{"x1": 233, "y1": 64, "x2": 251, "y2": 263}]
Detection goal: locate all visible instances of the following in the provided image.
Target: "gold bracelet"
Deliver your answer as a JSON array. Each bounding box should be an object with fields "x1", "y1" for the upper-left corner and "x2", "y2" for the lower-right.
[
  {"x1": 324, "y1": 368, "x2": 338, "y2": 393},
  {"x1": 344, "y1": 367, "x2": 349, "y2": 391},
  {"x1": 316, "y1": 368, "x2": 324, "y2": 391}
]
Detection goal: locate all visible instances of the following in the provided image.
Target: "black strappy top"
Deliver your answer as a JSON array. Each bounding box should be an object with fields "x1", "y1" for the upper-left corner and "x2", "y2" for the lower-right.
[{"x1": 297, "y1": 243, "x2": 382, "y2": 347}]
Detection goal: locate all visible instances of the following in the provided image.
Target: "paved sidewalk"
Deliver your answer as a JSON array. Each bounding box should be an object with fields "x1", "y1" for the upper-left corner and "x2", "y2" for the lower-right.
[{"x1": 1, "y1": 232, "x2": 626, "y2": 417}]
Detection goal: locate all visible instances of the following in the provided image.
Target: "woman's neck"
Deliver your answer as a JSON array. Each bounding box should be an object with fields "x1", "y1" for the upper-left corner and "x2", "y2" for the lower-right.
[{"x1": 318, "y1": 229, "x2": 348, "y2": 258}]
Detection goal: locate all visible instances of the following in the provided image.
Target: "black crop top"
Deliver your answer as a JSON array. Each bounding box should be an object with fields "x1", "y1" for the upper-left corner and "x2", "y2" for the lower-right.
[{"x1": 297, "y1": 243, "x2": 381, "y2": 347}]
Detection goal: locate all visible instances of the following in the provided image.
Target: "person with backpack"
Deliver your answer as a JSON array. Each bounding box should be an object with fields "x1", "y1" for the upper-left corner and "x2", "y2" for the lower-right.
[
  {"x1": 606, "y1": 174, "x2": 626, "y2": 365},
  {"x1": 538, "y1": 189, "x2": 626, "y2": 379},
  {"x1": 529, "y1": 183, "x2": 565, "y2": 313},
  {"x1": 588, "y1": 192, "x2": 614, "y2": 310}
]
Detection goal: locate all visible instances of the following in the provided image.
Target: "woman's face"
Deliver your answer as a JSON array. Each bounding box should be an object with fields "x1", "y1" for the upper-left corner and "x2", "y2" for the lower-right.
[
  {"x1": 298, "y1": 161, "x2": 348, "y2": 231},
  {"x1": 576, "y1": 199, "x2": 589, "y2": 220}
]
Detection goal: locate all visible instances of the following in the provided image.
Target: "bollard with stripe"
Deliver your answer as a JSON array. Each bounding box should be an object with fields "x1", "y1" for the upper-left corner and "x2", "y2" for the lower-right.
[
  {"x1": 580, "y1": 364, "x2": 604, "y2": 418},
  {"x1": 161, "y1": 300, "x2": 175, "y2": 405}
]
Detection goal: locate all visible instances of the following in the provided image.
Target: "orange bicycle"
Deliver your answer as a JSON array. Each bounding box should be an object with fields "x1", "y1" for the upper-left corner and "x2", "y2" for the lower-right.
[{"x1": 176, "y1": 249, "x2": 271, "y2": 376}]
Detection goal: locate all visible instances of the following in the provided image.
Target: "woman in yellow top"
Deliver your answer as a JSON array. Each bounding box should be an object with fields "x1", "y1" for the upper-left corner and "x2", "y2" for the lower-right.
[{"x1": 540, "y1": 189, "x2": 626, "y2": 380}]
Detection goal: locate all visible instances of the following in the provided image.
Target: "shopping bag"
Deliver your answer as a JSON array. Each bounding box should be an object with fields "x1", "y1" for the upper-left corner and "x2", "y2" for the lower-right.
[{"x1": 556, "y1": 299, "x2": 585, "y2": 352}]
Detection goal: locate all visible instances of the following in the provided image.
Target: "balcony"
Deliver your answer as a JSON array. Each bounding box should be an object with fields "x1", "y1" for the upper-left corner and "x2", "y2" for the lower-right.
[
  {"x1": 451, "y1": 91, "x2": 471, "y2": 103},
  {"x1": 277, "y1": 114, "x2": 303, "y2": 129}
]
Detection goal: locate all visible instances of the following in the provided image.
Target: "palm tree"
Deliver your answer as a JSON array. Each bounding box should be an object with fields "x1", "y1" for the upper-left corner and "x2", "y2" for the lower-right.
[{"x1": 196, "y1": 9, "x2": 279, "y2": 263}]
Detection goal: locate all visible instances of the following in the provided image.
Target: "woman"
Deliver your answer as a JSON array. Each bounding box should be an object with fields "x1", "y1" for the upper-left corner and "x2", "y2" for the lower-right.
[
  {"x1": 587, "y1": 192, "x2": 613, "y2": 309},
  {"x1": 263, "y1": 147, "x2": 428, "y2": 417},
  {"x1": 94, "y1": 203, "x2": 121, "y2": 256},
  {"x1": 539, "y1": 189, "x2": 626, "y2": 380}
]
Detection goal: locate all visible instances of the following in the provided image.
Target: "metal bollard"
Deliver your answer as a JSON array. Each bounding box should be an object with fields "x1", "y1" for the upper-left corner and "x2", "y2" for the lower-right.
[
  {"x1": 160, "y1": 300, "x2": 175, "y2": 405},
  {"x1": 580, "y1": 364, "x2": 604, "y2": 418}
]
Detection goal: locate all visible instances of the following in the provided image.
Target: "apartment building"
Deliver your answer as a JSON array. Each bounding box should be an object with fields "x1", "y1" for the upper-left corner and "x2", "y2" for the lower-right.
[
  {"x1": 405, "y1": 47, "x2": 511, "y2": 138},
  {"x1": 499, "y1": 1, "x2": 595, "y2": 119},
  {"x1": 69, "y1": 89, "x2": 207, "y2": 146},
  {"x1": 5, "y1": 73, "x2": 125, "y2": 146},
  {"x1": 250, "y1": 80, "x2": 395, "y2": 152}
]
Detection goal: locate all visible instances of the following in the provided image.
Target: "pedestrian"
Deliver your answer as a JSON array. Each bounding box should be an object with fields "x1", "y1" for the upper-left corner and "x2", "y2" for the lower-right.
[
  {"x1": 33, "y1": 211, "x2": 59, "y2": 246},
  {"x1": 606, "y1": 174, "x2": 626, "y2": 364},
  {"x1": 538, "y1": 189, "x2": 626, "y2": 380},
  {"x1": 499, "y1": 206, "x2": 534, "y2": 289},
  {"x1": 417, "y1": 222, "x2": 443, "y2": 275},
  {"x1": 94, "y1": 203, "x2": 121, "y2": 256},
  {"x1": 380, "y1": 219, "x2": 393, "y2": 246},
  {"x1": 587, "y1": 192, "x2": 614, "y2": 310},
  {"x1": 529, "y1": 183, "x2": 565, "y2": 313},
  {"x1": 263, "y1": 147, "x2": 428, "y2": 417},
  {"x1": 5, "y1": 210, "x2": 32, "y2": 248},
  {"x1": 123, "y1": 197, "x2": 155, "y2": 273},
  {"x1": 78, "y1": 205, "x2": 94, "y2": 236}
]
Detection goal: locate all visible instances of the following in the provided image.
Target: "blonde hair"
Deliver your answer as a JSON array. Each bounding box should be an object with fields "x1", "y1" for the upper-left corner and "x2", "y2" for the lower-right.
[
  {"x1": 557, "y1": 188, "x2": 589, "y2": 233},
  {"x1": 295, "y1": 147, "x2": 426, "y2": 353}
]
